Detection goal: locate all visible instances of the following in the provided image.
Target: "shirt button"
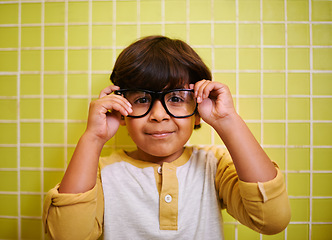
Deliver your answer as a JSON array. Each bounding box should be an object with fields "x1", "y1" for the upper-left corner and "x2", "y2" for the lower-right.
[
  {"x1": 165, "y1": 194, "x2": 172, "y2": 203},
  {"x1": 157, "y1": 166, "x2": 162, "y2": 175}
]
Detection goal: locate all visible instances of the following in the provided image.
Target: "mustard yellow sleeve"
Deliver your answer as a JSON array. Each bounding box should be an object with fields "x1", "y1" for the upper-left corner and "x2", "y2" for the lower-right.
[
  {"x1": 42, "y1": 169, "x2": 104, "y2": 240},
  {"x1": 215, "y1": 151, "x2": 291, "y2": 235}
]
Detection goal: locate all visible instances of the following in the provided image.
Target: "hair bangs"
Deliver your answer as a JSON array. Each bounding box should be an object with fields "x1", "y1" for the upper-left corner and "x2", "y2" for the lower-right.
[
  {"x1": 144, "y1": 48, "x2": 191, "y2": 91},
  {"x1": 110, "y1": 36, "x2": 211, "y2": 92},
  {"x1": 132, "y1": 49, "x2": 190, "y2": 91}
]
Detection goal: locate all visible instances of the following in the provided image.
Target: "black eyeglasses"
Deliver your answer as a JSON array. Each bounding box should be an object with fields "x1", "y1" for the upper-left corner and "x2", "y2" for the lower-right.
[{"x1": 114, "y1": 89, "x2": 197, "y2": 118}]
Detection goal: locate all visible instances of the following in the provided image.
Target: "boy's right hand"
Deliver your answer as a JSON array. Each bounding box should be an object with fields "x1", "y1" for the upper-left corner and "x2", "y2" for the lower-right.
[{"x1": 85, "y1": 85, "x2": 132, "y2": 144}]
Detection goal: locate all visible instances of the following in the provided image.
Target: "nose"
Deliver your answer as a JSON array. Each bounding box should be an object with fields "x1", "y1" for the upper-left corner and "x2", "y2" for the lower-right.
[{"x1": 149, "y1": 99, "x2": 170, "y2": 122}]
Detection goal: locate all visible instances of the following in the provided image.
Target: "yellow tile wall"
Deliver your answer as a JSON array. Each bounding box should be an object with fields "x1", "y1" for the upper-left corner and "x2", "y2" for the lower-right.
[{"x1": 0, "y1": 0, "x2": 331, "y2": 239}]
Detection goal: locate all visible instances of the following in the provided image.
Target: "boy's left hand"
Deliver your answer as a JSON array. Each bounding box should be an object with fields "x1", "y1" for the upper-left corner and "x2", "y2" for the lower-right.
[{"x1": 193, "y1": 80, "x2": 236, "y2": 127}]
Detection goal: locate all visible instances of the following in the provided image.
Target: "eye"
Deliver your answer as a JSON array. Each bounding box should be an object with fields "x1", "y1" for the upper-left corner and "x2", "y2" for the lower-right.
[
  {"x1": 168, "y1": 96, "x2": 184, "y2": 103},
  {"x1": 125, "y1": 91, "x2": 151, "y2": 105},
  {"x1": 166, "y1": 91, "x2": 187, "y2": 104},
  {"x1": 134, "y1": 97, "x2": 151, "y2": 104}
]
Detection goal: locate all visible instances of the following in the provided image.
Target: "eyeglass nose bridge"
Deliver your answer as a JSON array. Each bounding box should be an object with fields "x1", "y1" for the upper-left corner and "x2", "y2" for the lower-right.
[
  {"x1": 149, "y1": 91, "x2": 165, "y2": 101},
  {"x1": 148, "y1": 92, "x2": 171, "y2": 115}
]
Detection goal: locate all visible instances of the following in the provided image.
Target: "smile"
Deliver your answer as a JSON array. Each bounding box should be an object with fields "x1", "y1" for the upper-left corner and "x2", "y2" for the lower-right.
[{"x1": 146, "y1": 131, "x2": 174, "y2": 138}]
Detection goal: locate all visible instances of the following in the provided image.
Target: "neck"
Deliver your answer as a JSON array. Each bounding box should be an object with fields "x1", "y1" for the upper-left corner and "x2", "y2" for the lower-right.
[{"x1": 127, "y1": 147, "x2": 184, "y2": 165}]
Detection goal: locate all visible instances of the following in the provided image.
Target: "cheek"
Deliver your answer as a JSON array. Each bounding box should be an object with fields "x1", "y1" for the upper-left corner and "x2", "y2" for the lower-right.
[
  {"x1": 124, "y1": 119, "x2": 139, "y2": 137},
  {"x1": 178, "y1": 117, "x2": 196, "y2": 135},
  {"x1": 125, "y1": 123, "x2": 139, "y2": 138}
]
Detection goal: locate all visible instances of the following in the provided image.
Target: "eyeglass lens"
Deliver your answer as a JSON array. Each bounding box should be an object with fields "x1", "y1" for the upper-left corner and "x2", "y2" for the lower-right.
[{"x1": 122, "y1": 90, "x2": 196, "y2": 118}]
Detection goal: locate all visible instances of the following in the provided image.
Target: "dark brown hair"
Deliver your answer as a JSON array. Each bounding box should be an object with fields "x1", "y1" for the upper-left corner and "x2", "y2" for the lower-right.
[{"x1": 110, "y1": 35, "x2": 211, "y2": 91}]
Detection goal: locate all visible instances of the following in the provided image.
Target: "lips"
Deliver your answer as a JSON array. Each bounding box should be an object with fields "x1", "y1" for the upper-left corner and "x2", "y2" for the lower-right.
[{"x1": 145, "y1": 131, "x2": 175, "y2": 138}]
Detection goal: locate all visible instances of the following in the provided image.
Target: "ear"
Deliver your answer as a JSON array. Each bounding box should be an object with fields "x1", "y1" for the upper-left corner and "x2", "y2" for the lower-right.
[{"x1": 120, "y1": 115, "x2": 126, "y2": 126}]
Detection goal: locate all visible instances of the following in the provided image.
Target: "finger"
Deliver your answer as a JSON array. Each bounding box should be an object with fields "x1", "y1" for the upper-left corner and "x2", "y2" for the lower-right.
[
  {"x1": 99, "y1": 85, "x2": 120, "y2": 98},
  {"x1": 110, "y1": 103, "x2": 131, "y2": 117},
  {"x1": 194, "y1": 80, "x2": 205, "y2": 96},
  {"x1": 201, "y1": 81, "x2": 213, "y2": 99},
  {"x1": 103, "y1": 93, "x2": 132, "y2": 108},
  {"x1": 93, "y1": 95, "x2": 132, "y2": 117},
  {"x1": 193, "y1": 80, "x2": 206, "y2": 100},
  {"x1": 196, "y1": 80, "x2": 210, "y2": 103},
  {"x1": 102, "y1": 101, "x2": 130, "y2": 117},
  {"x1": 202, "y1": 82, "x2": 220, "y2": 100},
  {"x1": 102, "y1": 96, "x2": 133, "y2": 116}
]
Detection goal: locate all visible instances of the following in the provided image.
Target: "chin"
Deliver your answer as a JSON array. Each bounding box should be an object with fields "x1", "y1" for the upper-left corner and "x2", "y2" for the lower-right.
[{"x1": 148, "y1": 149, "x2": 174, "y2": 157}]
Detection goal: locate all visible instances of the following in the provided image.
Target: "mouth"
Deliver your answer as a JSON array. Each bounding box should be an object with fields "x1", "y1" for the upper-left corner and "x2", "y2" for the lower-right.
[{"x1": 145, "y1": 131, "x2": 175, "y2": 138}]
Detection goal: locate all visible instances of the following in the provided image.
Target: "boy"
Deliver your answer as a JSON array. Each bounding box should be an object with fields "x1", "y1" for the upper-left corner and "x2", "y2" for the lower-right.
[{"x1": 43, "y1": 36, "x2": 291, "y2": 239}]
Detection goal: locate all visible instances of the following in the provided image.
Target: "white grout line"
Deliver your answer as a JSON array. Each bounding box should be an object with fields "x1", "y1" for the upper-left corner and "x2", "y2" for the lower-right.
[
  {"x1": 137, "y1": 0, "x2": 140, "y2": 38},
  {"x1": 259, "y1": 0, "x2": 264, "y2": 153},
  {"x1": 1, "y1": 69, "x2": 332, "y2": 78},
  {"x1": 235, "y1": 0, "x2": 239, "y2": 116},
  {"x1": 6, "y1": 94, "x2": 331, "y2": 100},
  {"x1": 1, "y1": 143, "x2": 331, "y2": 149},
  {"x1": 112, "y1": 0, "x2": 116, "y2": 64},
  {"x1": 1, "y1": 19, "x2": 331, "y2": 27},
  {"x1": 210, "y1": 0, "x2": 215, "y2": 146},
  {"x1": 64, "y1": 0, "x2": 68, "y2": 170},
  {"x1": 3, "y1": 69, "x2": 332, "y2": 77},
  {"x1": 234, "y1": 1, "x2": 239, "y2": 238},
  {"x1": 308, "y1": 0, "x2": 313, "y2": 239},
  {"x1": 284, "y1": 1, "x2": 288, "y2": 238},
  {"x1": 17, "y1": 0, "x2": 22, "y2": 238},
  {"x1": 161, "y1": 0, "x2": 165, "y2": 36},
  {"x1": 259, "y1": 1, "x2": 263, "y2": 238},
  {"x1": 0, "y1": 215, "x2": 326, "y2": 225},
  {"x1": 2, "y1": 168, "x2": 332, "y2": 174},
  {"x1": 40, "y1": 0, "x2": 45, "y2": 238},
  {"x1": 88, "y1": 0, "x2": 92, "y2": 104},
  {"x1": 1, "y1": 44, "x2": 332, "y2": 52},
  {"x1": 186, "y1": 0, "x2": 189, "y2": 43}
]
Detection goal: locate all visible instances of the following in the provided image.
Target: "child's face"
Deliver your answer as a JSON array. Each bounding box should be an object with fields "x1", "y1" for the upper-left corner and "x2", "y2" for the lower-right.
[{"x1": 121, "y1": 97, "x2": 200, "y2": 163}]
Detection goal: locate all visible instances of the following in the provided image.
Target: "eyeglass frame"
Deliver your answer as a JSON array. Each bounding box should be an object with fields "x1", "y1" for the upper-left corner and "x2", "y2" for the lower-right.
[{"x1": 114, "y1": 88, "x2": 198, "y2": 118}]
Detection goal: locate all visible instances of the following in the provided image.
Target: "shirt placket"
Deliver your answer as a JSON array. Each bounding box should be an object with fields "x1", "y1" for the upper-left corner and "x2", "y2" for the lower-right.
[{"x1": 158, "y1": 162, "x2": 179, "y2": 230}]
